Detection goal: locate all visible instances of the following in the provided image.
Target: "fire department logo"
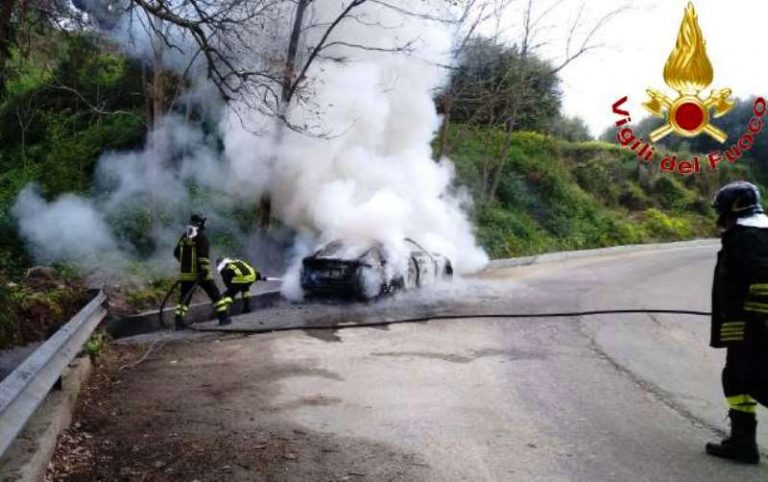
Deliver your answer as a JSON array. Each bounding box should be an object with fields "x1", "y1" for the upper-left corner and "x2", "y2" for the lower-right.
[
  {"x1": 610, "y1": 2, "x2": 765, "y2": 175},
  {"x1": 642, "y1": 2, "x2": 734, "y2": 143}
]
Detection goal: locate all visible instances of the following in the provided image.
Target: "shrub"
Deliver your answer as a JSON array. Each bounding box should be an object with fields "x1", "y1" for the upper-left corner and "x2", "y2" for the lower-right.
[
  {"x1": 124, "y1": 277, "x2": 177, "y2": 310},
  {"x1": 476, "y1": 205, "x2": 554, "y2": 257},
  {"x1": 651, "y1": 176, "x2": 696, "y2": 211},
  {"x1": 642, "y1": 208, "x2": 693, "y2": 240},
  {"x1": 618, "y1": 182, "x2": 651, "y2": 210},
  {"x1": 0, "y1": 270, "x2": 89, "y2": 349}
]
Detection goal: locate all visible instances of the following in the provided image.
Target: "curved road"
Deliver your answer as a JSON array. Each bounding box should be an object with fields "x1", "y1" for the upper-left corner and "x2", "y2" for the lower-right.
[{"x1": 52, "y1": 242, "x2": 768, "y2": 481}]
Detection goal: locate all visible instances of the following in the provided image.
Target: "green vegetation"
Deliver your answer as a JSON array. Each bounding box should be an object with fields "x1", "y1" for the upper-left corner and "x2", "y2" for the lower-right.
[
  {"x1": 0, "y1": 20, "x2": 762, "y2": 349},
  {"x1": 124, "y1": 277, "x2": 177, "y2": 311},
  {"x1": 437, "y1": 35, "x2": 750, "y2": 260},
  {"x1": 451, "y1": 128, "x2": 748, "y2": 258},
  {"x1": 0, "y1": 269, "x2": 89, "y2": 349},
  {"x1": 0, "y1": 31, "x2": 145, "y2": 347},
  {"x1": 84, "y1": 332, "x2": 108, "y2": 358},
  {"x1": 0, "y1": 32, "x2": 146, "y2": 279}
]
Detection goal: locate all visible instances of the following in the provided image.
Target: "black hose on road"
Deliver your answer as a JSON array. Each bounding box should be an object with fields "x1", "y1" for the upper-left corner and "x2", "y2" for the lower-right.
[{"x1": 188, "y1": 308, "x2": 710, "y2": 336}]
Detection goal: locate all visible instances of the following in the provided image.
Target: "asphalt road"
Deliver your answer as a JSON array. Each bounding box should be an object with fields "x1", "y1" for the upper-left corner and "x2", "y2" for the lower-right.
[{"x1": 55, "y1": 242, "x2": 768, "y2": 481}]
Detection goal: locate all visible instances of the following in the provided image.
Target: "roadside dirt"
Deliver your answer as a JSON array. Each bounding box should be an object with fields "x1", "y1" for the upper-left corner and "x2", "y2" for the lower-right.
[
  {"x1": 46, "y1": 335, "x2": 429, "y2": 482},
  {"x1": 1, "y1": 268, "x2": 89, "y2": 349}
]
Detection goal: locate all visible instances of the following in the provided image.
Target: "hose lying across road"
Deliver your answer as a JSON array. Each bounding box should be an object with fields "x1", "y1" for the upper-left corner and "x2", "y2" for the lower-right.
[
  {"x1": 157, "y1": 275, "x2": 710, "y2": 335},
  {"x1": 187, "y1": 308, "x2": 711, "y2": 335}
]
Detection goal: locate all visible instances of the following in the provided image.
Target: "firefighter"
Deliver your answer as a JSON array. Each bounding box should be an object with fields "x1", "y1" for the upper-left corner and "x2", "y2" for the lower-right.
[
  {"x1": 706, "y1": 181, "x2": 768, "y2": 464},
  {"x1": 173, "y1": 214, "x2": 231, "y2": 329},
  {"x1": 216, "y1": 257, "x2": 263, "y2": 313}
]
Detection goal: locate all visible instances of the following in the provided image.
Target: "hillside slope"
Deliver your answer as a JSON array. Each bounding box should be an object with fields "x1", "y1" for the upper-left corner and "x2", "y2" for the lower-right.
[{"x1": 449, "y1": 128, "x2": 749, "y2": 258}]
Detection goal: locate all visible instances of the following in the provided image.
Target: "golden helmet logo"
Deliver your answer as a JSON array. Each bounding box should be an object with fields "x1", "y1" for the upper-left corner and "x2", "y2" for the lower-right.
[
  {"x1": 611, "y1": 2, "x2": 766, "y2": 176},
  {"x1": 643, "y1": 2, "x2": 734, "y2": 143}
]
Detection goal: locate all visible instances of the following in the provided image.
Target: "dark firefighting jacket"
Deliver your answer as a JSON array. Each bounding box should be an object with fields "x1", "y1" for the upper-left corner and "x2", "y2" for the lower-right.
[
  {"x1": 220, "y1": 259, "x2": 259, "y2": 288},
  {"x1": 173, "y1": 231, "x2": 213, "y2": 282},
  {"x1": 711, "y1": 224, "x2": 768, "y2": 348}
]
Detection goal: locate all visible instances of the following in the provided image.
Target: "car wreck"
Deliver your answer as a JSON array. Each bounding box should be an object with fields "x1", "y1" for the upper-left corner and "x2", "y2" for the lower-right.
[{"x1": 300, "y1": 238, "x2": 453, "y2": 299}]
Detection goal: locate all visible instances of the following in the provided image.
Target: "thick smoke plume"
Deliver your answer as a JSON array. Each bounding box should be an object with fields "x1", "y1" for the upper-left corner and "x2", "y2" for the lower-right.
[{"x1": 13, "y1": 0, "x2": 488, "y2": 292}]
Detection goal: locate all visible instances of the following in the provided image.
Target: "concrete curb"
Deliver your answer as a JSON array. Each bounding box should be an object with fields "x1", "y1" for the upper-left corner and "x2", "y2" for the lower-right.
[
  {"x1": 105, "y1": 290, "x2": 283, "y2": 339},
  {"x1": 485, "y1": 239, "x2": 719, "y2": 270},
  {"x1": 0, "y1": 355, "x2": 92, "y2": 482}
]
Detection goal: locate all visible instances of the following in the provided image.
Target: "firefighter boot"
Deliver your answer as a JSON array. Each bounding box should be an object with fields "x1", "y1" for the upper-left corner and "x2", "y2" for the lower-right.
[
  {"x1": 706, "y1": 410, "x2": 760, "y2": 464},
  {"x1": 174, "y1": 314, "x2": 190, "y2": 331},
  {"x1": 218, "y1": 311, "x2": 232, "y2": 326},
  {"x1": 243, "y1": 295, "x2": 252, "y2": 313}
]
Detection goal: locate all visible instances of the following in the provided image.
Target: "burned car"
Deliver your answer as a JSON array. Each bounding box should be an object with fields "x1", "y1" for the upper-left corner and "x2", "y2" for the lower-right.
[{"x1": 300, "y1": 238, "x2": 453, "y2": 299}]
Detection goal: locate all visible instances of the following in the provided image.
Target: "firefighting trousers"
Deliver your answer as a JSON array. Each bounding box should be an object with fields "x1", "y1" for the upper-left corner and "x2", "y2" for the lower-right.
[
  {"x1": 175, "y1": 280, "x2": 225, "y2": 319},
  {"x1": 722, "y1": 346, "x2": 768, "y2": 410},
  {"x1": 223, "y1": 283, "x2": 252, "y2": 310}
]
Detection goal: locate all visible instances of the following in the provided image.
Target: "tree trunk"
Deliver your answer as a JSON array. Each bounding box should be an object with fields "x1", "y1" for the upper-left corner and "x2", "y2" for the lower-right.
[
  {"x1": 282, "y1": 0, "x2": 309, "y2": 104},
  {"x1": 481, "y1": 158, "x2": 491, "y2": 202},
  {"x1": 486, "y1": 51, "x2": 527, "y2": 202},
  {"x1": 0, "y1": 0, "x2": 16, "y2": 91},
  {"x1": 144, "y1": 22, "x2": 168, "y2": 128},
  {"x1": 259, "y1": 0, "x2": 310, "y2": 228},
  {"x1": 434, "y1": 91, "x2": 454, "y2": 162},
  {"x1": 487, "y1": 127, "x2": 515, "y2": 202},
  {"x1": 152, "y1": 47, "x2": 164, "y2": 124},
  {"x1": 142, "y1": 62, "x2": 153, "y2": 126},
  {"x1": 16, "y1": 108, "x2": 25, "y2": 168}
]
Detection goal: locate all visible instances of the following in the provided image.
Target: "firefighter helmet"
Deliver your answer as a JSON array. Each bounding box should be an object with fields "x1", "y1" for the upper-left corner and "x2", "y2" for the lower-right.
[
  {"x1": 216, "y1": 257, "x2": 233, "y2": 273},
  {"x1": 712, "y1": 181, "x2": 764, "y2": 226},
  {"x1": 190, "y1": 214, "x2": 207, "y2": 228}
]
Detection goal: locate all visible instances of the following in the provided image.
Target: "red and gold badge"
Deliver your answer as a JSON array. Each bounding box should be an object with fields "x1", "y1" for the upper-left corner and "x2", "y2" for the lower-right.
[{"x1": 642, "y1": 2, "x2": 734, "y2": 143}]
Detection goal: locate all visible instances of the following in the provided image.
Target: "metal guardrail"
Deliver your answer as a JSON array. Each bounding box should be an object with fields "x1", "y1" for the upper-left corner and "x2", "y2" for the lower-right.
[{"x1": 0, "y1": 290, "x2": 107, "y2": 458}]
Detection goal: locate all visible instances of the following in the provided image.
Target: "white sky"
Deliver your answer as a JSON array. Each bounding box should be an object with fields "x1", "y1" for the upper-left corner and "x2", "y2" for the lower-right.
[{"x1": 494, "y1": 0, "x2": 768, "y2": 137}]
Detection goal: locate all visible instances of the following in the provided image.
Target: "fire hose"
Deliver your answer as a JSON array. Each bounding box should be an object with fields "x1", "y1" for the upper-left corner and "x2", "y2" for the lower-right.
[
  {"x1": 158, "y1": 276, "x2": 284, "y2": 329},
  {"x1": 187, "y1": 308, "x2": 711, "y2": 335},
  {"x1": 157, "y1": 276, "x2": 709, "y2": 334},
  {"x1": 158, "y1": 280, "x2": 197, "y2": 329}
]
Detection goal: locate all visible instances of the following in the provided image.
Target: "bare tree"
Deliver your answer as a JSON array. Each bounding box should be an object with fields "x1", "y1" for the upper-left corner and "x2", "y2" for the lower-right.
[
  {"x1": 115, "y1": 0, "x2": 428, "y2": 225},
  {"x1": 74, "y1": 0, "x2": 460, "y2": 225},
  {"x1": 434, "y1": 0, "x2": 512, "y2": 161},
  {"x1": 437, "y1": 0, "x2": 626, "y2": 202},
  {"x1": 15, "y1": 94, "x2": 36, "y2": 168},
  {"x1": 120, "y1": 0, "x2": 397, "y2": 126}
]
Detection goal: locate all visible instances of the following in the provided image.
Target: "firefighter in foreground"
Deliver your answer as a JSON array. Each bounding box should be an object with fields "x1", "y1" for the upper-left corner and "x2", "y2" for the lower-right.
[
  {"x1": 173, "y1": 215, "x2": 231, "y2": 329},
  {"x1": 216, "y1": 257, "x2": 263, "y2": 313},
  {"x1": 706, "y1": 181, "x2": 768, "y2": 464}
]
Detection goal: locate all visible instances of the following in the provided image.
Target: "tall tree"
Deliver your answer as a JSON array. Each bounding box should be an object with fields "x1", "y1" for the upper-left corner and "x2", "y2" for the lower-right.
[
  {"x1": 100, "y1": 0, "x2": 435, "y2": 225},
  {"x1": 437, "y1": 0, "x2": 625, "y2": 201}
]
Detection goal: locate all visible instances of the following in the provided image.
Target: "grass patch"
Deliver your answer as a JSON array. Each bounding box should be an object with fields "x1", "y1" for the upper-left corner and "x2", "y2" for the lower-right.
[{"x1": 448, "y1": 126, "x2": 720, "y2": 258}]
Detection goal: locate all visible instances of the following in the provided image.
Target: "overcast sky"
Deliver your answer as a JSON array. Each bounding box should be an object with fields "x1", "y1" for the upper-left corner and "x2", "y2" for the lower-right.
[{"x1": 496, "y1": 0, "x2": 768, "y2": 137}]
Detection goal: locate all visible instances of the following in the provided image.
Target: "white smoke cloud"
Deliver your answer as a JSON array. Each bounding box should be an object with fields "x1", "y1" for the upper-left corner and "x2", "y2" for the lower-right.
[
  {"x1": 14, "y1": 0, "x2": 488, "y2": 291},
  {"x1": 13, "y1": 185, "x2": 121, "y2": 266},
  {"x1": 223, "y1": 1, "x2": 489, "y2": 297}
]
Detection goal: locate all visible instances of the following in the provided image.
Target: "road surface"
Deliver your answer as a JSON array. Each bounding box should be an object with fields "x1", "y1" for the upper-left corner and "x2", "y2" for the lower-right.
[{"x1": 49, "y1": 242, "x2": 768, "y2": 481}]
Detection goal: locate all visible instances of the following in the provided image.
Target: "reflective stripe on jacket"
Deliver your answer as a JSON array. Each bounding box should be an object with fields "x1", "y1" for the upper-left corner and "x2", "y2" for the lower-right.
[
  {"x1": 222, "y1": 260, "x2": 258, "y2": 286},
  {"x1": 173, "y1": 232, "x2": 213, "y2": 281},
  {"x1": 711, "y1": 225, "x2": 768, "y2": 347}
]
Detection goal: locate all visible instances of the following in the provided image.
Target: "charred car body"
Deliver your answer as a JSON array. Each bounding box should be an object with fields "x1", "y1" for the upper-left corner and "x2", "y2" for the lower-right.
[{"x1": 300, "y1": 238, "x2": 453, "y2": 299}]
